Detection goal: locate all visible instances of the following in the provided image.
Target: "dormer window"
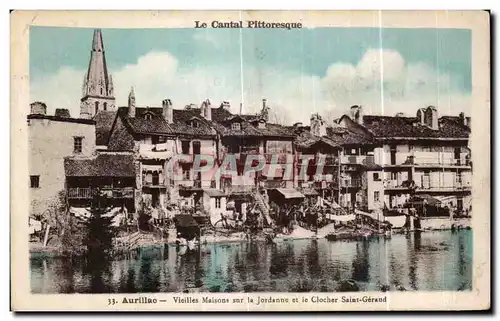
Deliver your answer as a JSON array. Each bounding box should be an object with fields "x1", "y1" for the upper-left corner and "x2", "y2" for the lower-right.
[
  {"x1": 191, "y1": 120, "x2": 199, "y2": 128},
  {"x1": 145, "y1": 114, "x2": 152, "y2": 120},
  {"x1": 231, "y1": 122, "x2": 241, "y2": 130},
  {"x1": 258, "y1": 120, "x2": 266, "y2": 129}
]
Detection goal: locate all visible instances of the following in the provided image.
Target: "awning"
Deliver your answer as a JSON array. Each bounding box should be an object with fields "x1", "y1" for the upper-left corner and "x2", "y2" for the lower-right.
[
  {"x1": 139, "y1": 150, "x2": 173, "y2": 160},
  {"x1": 203, "y1": 189, "x2": 226, "y2": 197},
  {"x1": 276, "y1": 188, "x2": 305, "y2": 199},
  {"x1": 432, "y1": 195, "x2": 456, "y2": 205},
  {"x1": 413, "y1": 194, "x2": 442, "y2": 206}
]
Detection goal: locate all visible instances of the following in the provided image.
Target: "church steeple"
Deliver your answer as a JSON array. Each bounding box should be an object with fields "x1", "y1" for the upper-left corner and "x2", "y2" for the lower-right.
[{"x1": 80, "y1": 29, "x2": 115, "y2": 119}]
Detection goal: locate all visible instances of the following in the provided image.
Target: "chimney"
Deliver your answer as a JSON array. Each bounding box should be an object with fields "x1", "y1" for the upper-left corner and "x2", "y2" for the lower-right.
[
  {"x1": 200, "y1": 99, "x2": 212, "y2": 121},
  {"x1": 30, "y1": 102, "x2": 47, "y2": 115},
  {"x1": 162, "y1": 99, "x2": 173, "y2": 124},
  {"x1": 458, "y1": 112, "x2": 467, "y2": 126},
  {"x1": 261, "y1": 99, "x2": 269, "y2": 122},
  {"x1": 350, "y1": 105, "x2": 363, "y2": 125},
  {"x1": 221, "y1": 101, "x2": 230, "y2": 110},
  {"x1": 417, "y1": 108, "x2": 426, "y2": 125},
  {"x1": 54, "y1": 108, "x2": 71, "y2": 118},
  {"x1": 465, "y1": 117, "x2": 471, "y2": 128},
  {"x1": 128, "y1": 87, "x2": 136, "y2": 118},
  {"x1": 424, "y1": 106, "x2": 438, "y2": 130},
  {"x1": 310, "y1": 113, "x2": 327, "y2": 137}
]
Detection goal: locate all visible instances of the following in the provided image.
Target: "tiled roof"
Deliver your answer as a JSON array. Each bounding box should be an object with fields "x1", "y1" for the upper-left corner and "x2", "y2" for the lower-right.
[
  {"x1": 124, "y1": 110, "x2": 173, "y2": 135},
  {"x1": 64, "y1": 154, "x2": 135, "y2": 177},
  {"x1": 114, "y1": 105, "x2": 297, "y2": 139},
  {"x1": 174, "y1": 106, "x2": 294, "y2": 138},
  {"x1": 117, "y1": 107, "x2": 215, "y2": 137},
  {"x1": 326, "y1": 126, "x2": 377, "y2": 145},
  {"x1": 361, "y1": 115, "x2": 470, "y2": 139},
  {"x1": 295, "y1": 130, "x2": 339, "y2": 149},
  {"x1": 93, "y1": 110, "x2": 117, "y2": 146}
]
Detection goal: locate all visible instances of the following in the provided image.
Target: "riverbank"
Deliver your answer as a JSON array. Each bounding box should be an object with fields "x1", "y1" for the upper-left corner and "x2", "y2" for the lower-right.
[{"x1": 30, "y1": 217, "x2": 471, "y2": 258}]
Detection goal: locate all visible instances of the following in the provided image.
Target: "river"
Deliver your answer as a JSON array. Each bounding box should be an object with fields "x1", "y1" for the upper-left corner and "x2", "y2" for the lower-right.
[{"x1": 30, "y1": 230, "x2": 472, "y2": 293}]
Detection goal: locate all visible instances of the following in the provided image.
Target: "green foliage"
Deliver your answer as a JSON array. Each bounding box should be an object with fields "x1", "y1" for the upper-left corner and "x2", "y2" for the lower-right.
[{"x1": 82, "y1": 189, "x2": 116, "y2": 257}]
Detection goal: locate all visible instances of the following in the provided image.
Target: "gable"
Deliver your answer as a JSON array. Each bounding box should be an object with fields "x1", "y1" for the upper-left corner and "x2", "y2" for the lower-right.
[{"x1": 108, "y1": 114, "x2": 136, "y2": 151}]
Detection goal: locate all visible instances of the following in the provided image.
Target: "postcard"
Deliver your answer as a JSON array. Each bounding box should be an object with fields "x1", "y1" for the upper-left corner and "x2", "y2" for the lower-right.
[{"x1": 10, "y1": 10, "x2": 490, "y2": 311}]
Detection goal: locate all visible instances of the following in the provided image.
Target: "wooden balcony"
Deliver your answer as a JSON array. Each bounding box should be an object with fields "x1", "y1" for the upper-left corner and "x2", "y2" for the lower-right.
[
  {"x1": 67, "y1": 187, "x2": 134, "y2": 199},
  {"x1": 142, "y1": 181, "x2": 168, "y2": 189},
  {"x1": 67, "y1": 187, "x2": 92, "y2": 199}
]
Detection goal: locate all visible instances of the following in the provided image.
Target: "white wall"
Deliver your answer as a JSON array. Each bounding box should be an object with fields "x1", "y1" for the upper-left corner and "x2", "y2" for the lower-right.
[
  {"x1": 29, "y1": 118, "x2": 96, "y2": 215},
  {"x1": 366, "y1": 170, "x2": 384, "y2": 210}
]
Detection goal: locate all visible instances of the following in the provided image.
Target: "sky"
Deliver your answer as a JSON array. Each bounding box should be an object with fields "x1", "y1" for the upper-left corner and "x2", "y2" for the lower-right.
[{"x1": 29, "y1": 26, "x2": 472, "y2": 125}]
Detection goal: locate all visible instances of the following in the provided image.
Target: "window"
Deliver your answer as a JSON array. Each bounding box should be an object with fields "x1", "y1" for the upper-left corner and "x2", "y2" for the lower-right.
[
  {"x1": 95, "y1": 101, "x2": 99, "y2": 114},
  {"x1": 30, "y1": 175, "x2": 40, "y2": 188},
  {"x1": 100, "y1": 88, "x2": 103, "y2": 95},
  {"x1": 193, "y1": 141, "x2": 201, "y2": 154},
  {"x1": 215, "y1": 198, "x2": 221, "y2": 209},
  {"x1": 144, "y1": 113, "x2": 152, "y2": 120},
  {"x1": 374, "y1": 191, "x2": 380, "y2": 202},
  {"x1": 181, "y1": 141, "x2": 190, "y2": 154},
  {"x1": 191, "y1": 120, "x2": 199, "y2": 128},
  {"x1": 74, "y1": 137, "x2": 83, "y2": 154},
  {"x1": 231, "y1": 122, "x2": 241, "y2": 130},
  {"x1": 373, "y1": 173, "x2": 381, "y2": 181},
  {"x1": 182, "y1": 166, "x2": 190, "y2": 180},
  {"x1": 103, "y1": 102, "x2": 107, "y2": 111}
]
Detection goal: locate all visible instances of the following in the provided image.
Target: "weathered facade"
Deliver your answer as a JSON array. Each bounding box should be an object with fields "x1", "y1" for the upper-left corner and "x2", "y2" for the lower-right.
[
  {"x1": 339, "y1": 105, "x2": 472, "y2": 217},
  {"x1": 106, "y1": 90, "x2": 219, "y2": 214},
  {"x1": 28, "y1": 103, "x2": 96, "y2": 216}
]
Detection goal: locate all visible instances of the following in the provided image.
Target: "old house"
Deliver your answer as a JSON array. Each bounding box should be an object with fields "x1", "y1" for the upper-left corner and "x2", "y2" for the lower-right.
[
  {"x1": 64, "y1": 154, "x2": 136, "y2": 211},
  {"x1": 295, "y1": 110, "x2": 381, "y2": 211},
  {"x1": 339, "y1": 105, "x2": 472, "y2": 216},
  {"x1": 293, "y1": 115, "x2": 340, "y2": 202},
  {"x1": 28, "y1": 102, "x2": 96, "y2": 216},
  {"x1": 106, "y1": 90, "x2": 219, "y2": 214}
]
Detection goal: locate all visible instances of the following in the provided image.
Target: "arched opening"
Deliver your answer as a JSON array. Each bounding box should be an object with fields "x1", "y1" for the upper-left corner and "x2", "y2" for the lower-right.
[
  {"x1": 100, "y1": 88, "x2": 103, "y2": 95},
  {"x1": 95, "y1": 101, "x2": 99, "y2": 114},
  {"x1": 103, "y1": 102, "x2": 107, "y2": 111}
]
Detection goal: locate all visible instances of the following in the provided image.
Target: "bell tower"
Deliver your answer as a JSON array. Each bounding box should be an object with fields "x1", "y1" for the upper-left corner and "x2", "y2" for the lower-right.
[{"x1": 80, "y1": 29, "x2": 116, "y2": 119}]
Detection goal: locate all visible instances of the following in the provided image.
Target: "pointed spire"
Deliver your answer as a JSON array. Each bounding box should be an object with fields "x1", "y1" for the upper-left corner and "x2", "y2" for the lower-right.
[
  {"x1": 92, "y1": 29, "x2": 105, "y2": 52},
  {"x1": 80, "y1": 29, "x2": 115, "y2": 119}
]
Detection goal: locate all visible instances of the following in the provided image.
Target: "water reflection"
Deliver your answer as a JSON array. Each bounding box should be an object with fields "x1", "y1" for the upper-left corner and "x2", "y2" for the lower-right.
[{"x1": 30, "y1": 230, "x2": 473, "y2": 293}]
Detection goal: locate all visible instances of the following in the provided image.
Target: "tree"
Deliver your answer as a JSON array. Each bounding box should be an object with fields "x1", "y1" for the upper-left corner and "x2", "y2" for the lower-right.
[{"x1": 82, "y1": 188, "x2": 116, "y2": 258}]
